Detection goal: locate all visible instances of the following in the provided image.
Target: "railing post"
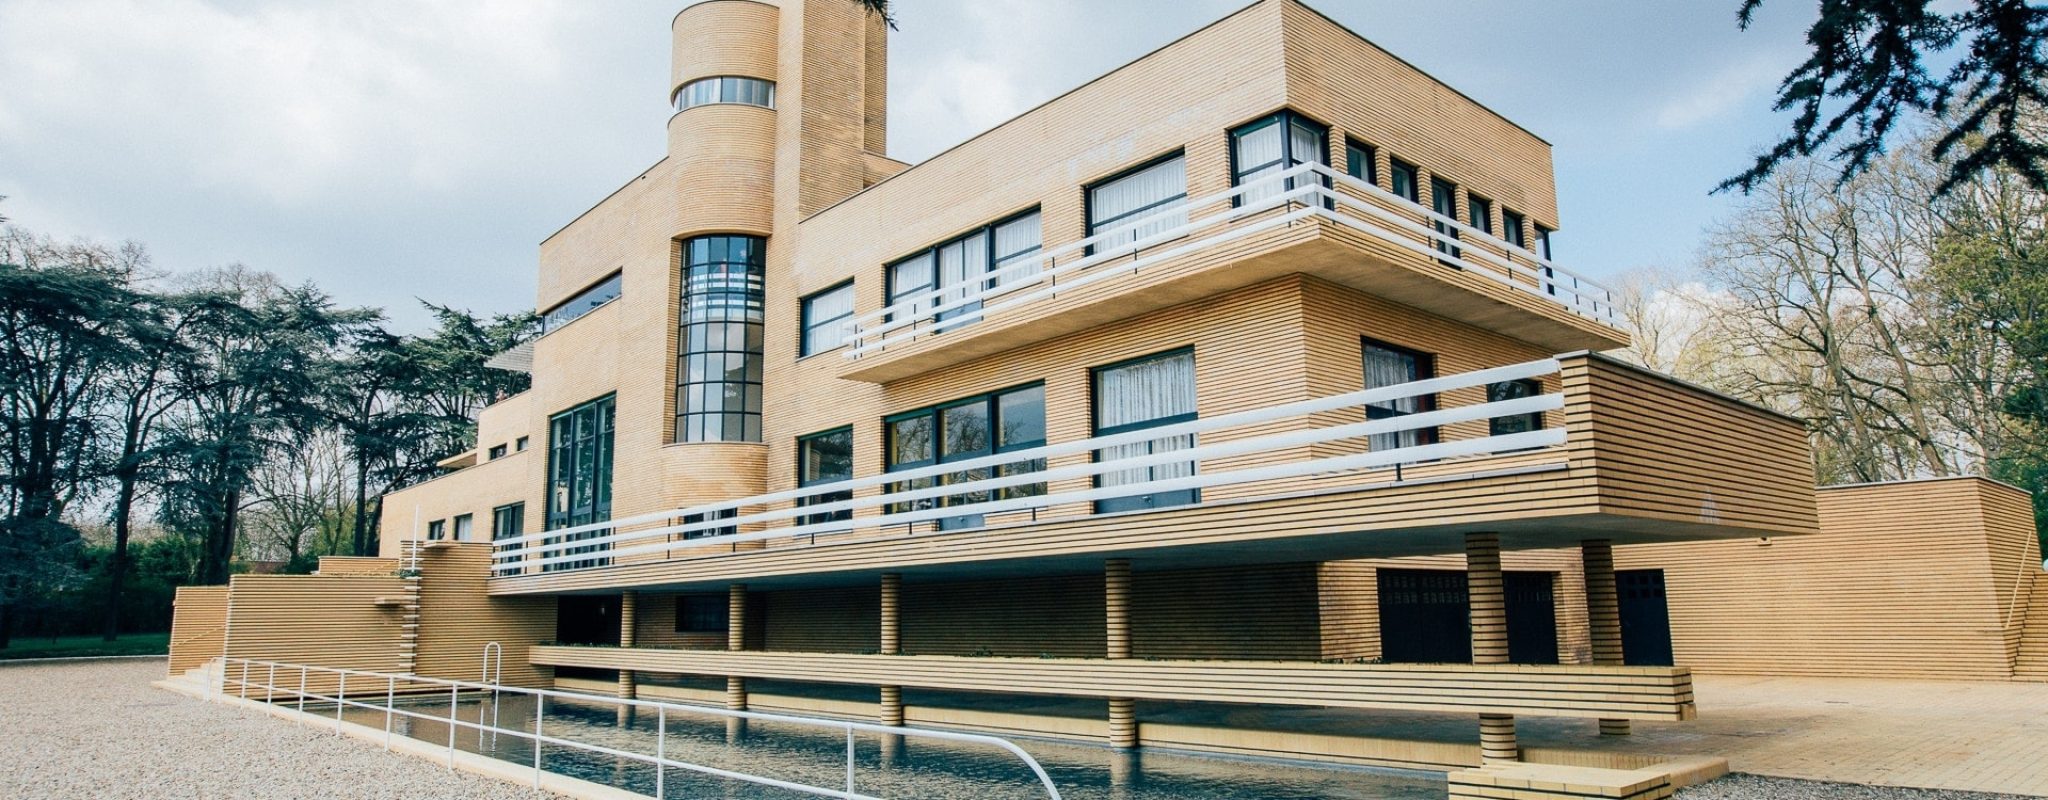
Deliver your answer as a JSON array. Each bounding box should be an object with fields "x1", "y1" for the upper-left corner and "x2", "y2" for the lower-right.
[
  {"x1": 297, "y1": 666, "x2": 307, "y2": 714},
  {"x1": 533, "y1": 695, "x2": 544, "y2": 788},
  {"x1": 845, "y1": 724, "x2": 856, "y2": 795},
  {"x1": 336, "y1": 672, "x2": 347, "y2": 728},
  {"x1": 385, "y1": 675, "x2": 395, "y2": 749},
  {"x1": 240, "y1": 660, "x2": 249, "y2": 699},
  {"x1": 656, "y1": 706, "x2": 666, "y2": 800},
  {"x1": 448, "y1": 683, "x2": 459, "y2": 768},
  {"x1": 267, "y1": 663, "x2": 276, "y2": 703}
]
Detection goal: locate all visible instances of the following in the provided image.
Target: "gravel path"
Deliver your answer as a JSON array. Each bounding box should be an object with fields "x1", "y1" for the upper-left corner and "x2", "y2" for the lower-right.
[
  {"x1": 1680, "y1": 773, "x2": 2038, "y2": 800},
  {"x1": 0, "y1": 658, "x2": 560, "y2": 800}
]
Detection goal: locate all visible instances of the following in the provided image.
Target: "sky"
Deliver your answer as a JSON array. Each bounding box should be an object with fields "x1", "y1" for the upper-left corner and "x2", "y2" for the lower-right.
[{"x1": 0, "y1": 0, "x2": 1818, "y2": 331}]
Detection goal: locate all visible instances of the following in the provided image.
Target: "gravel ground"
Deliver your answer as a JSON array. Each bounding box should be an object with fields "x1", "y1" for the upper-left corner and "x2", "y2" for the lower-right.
[
  {"x1": 1680, "y1": 773, "x2": 2038, "y2": 800},
  {"x1": 0, "y1": 658, "x2": 561, "y2": 799}
]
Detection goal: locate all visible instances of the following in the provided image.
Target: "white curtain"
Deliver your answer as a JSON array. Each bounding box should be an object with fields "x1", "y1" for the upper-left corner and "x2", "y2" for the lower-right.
[
  {"x1": 804, "y1": 284, "x2": 854, "y2": 354},
  {"x1": 1363, "y1": 345, "x2": 1424, "y2": 450},
  {"x1": 1091, "y1": 156, "x2": 1188, "y2": 250},
  {"x1": 1096, "y1": 352, "x2": 1196, "y2": 487},
  {"x1": 1236, "y1": 123, "x2": 1284, "y2": 204},
  {"x1": 889, "y1": 252, "x2": 934, "y2": 320},
  {"x1": 992, "y1": 212, "x2": 1043, "y2": 287}
]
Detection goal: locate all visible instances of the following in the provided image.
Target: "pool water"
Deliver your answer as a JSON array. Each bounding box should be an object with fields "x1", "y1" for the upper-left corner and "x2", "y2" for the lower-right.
[{"x1": 336, "y1": 693, "x2": 1446, "y2": 799}]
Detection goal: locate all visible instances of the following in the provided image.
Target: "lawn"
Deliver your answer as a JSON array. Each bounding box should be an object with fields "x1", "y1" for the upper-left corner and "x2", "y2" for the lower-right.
[{"x1": 0, "y1": 632, "x2": 169, "y2": 660}]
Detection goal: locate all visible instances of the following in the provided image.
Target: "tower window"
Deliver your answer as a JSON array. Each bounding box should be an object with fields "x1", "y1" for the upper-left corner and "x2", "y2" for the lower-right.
[{"x1": 673, "y1": 76, "x2": 776, "y2": 111}]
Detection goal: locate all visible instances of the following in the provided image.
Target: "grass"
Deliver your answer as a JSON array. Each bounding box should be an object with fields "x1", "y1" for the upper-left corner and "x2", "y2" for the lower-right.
[{"x1": 0, "y1": 631, "x2": 170, "y2": 660}]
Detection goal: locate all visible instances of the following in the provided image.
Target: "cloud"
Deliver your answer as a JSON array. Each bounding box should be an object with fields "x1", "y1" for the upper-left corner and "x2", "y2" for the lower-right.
[{"x1": 1650, "y1": 56, "x2": 1785, "y2": 131}]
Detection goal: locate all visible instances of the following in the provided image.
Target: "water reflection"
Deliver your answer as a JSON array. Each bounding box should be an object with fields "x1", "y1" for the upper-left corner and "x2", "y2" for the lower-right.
[{"x1": 338, "y1": 693, "x2": 1444, "y2": 799}]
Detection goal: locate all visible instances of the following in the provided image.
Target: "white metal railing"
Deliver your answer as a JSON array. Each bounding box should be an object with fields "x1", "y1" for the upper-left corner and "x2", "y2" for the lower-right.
[
  {"x1": 841, "y1": 161, "x2": 1617, "y2": 360},
  {"x1": 212, "y1": 657, "x2": 1063, "y2": 800},
  {"x1": 492, "y1": 359, "x2": 1566, "y2": 575}
]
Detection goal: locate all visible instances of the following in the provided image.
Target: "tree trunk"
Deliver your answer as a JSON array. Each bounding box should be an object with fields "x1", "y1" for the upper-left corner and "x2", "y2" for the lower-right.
[
  {"x1": 102, "y1": 470, "x2": 139, "y2": 641},
  {"x1": 352, "y1": 455, "x2": 371, "y2": 556}
]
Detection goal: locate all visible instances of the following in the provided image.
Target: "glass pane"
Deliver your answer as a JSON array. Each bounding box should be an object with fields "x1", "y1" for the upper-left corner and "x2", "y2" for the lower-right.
[
  {"x1": 1089, "y1": 156, "x2": 1188, "y2": 248},
  {"x1": 889, "y1": 414, "x2": 935, "y2": 467},
  {"x1": 996, "y1": 385, "x2": 1046, "y2": 447},
  {"x1": 940, "y1": 401, "x2": 991, "y2": 459},
  {"x1": 1095, "y1": 351, "x2": 1195, "y2": 430}
]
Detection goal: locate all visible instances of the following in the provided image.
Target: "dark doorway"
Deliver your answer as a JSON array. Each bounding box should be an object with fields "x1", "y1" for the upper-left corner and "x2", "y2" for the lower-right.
[
  {"x1": 554, "y1": 594, "x2": 621, "y2": 682},
  {"x1": 1376, "y1": 569, "x2": 1560, "y2": 664},
  {"x1": 1616, "y1": 569, "x2": 1674, "y2": 666}
]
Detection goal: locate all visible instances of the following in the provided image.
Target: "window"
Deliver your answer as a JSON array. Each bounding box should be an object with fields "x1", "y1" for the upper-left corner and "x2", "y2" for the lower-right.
[
  {"x1": 800, "y1": 281, "x2": 855, "y2": 356},
  {"x1": 1088, "y1": 154, "x2": 1188, "y2": 252},
  {"x1": 1468, "y1": 194, "x2": 1494, "y2": 237},
  {"x1": 885, "y1": 384, "x2": 1047, "y2": 531},
  {"x1": 426, "y1": 519, "x2": 446, "y2": 541},
  {"x1": 797, "y1": 427, "x2": 854, "y2": 526},
  {"x1": 1390, "y1": 158, "x2": 1419, "y2": 203},
  {"x1": 1501, "y1": 209, "x2": 1527, "y2": 250},
  {"x1": 673, "y1": 76, "x2": 776, "y2": 110},
  {"x1": 1488, "y1": 379, "x2": 1545, "y2": 437},
  {"x1": 677, "y1": 235, "x2": 765, "y2": 443},
  {"x1": 1230, "y1": 111, "x2": 1328, "y2": 206},
  {"x1": 452, "y1": 513, "x2": 474, "y2": 542},
  {"x1": 1430, "y1": 177, "x2": 1461, "y2": 260},
  {"x1": 1093, "y1": 349, "x2": 1198, "y2": 513},
  {"x1": 886, "y1": 210, "x2": 1042, "y2": 333},
  {"x1": 681, "y1": 507, "x2": 738, "y2": 540},
  {"x1": 488, "y1": 444, "x2": 508, "y2": 460},
  {"x1": 540, "y1": 272, "x2": 622, "y2": 334},
  {"x1": 545, "y1": 395, "x2": 615, "y2": 570},
  {"x1": 1345, "y1": 140, "x2": 1377, "y2": 185},
  {"x1": 1362, "y1": 340, "x2": 1436, "y2": 452},
  {"x1": 492, "y1": 503, "x2": 524, "y2": 540},
  {"x1": 676, "y1": 595, "x2": 730, "y2": 633},
  {"x1": 1535, "y1": 224, "x2": 1556, "y2": 294}
]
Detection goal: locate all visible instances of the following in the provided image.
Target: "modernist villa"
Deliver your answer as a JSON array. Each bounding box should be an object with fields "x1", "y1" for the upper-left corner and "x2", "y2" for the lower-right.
[{"x1": 165, "y1": 1, "x2": 2048, "y2": 798}]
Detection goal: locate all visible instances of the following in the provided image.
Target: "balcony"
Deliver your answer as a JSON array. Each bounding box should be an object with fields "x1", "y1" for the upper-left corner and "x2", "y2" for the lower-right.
[
  {"x1": 486, "y1": 354, "x2": 1817, "y2": 595},
  {"x1": 834, "y1": 163, "x2": 1627, "y2": 384}
]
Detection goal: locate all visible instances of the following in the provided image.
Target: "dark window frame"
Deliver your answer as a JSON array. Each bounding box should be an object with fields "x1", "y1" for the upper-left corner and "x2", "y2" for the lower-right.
[
  {"x1": 1090, "y1": 347, "x2": 1200, "y2": 514},
  {"x1": 426, "y1": 519, "x2": 446, "y2": 541},
  {"x1": 491, "y1": 503, "x2": 524, "y2": 541},
  {"x1": 1389, "y1": 158, "x2": 1420, "y2": 204},
  {"x1": 884, "y1": 207, "x2": 1042, "y2": 332},
  {"x1": 796, "y1": 426, "x2": 855, "y2": 526},
  {"x1": 1227, "y1": 110, "x2": 1331, "y2": 208},
  {"x1": 487, "y1": 443, "x2": 508, "y2": 460},
  {"x1": 1361, "y1": 337, "x2": 1439, "y2": 451},
  {"x1": 1487, "y1": 378, "x2": 1547, "y2": 438},
  {"x1": 799, "y1": 280, "x2": 856, "y2": 357},
  {"x1": 883, "y1": 383, "x2": 1049, "y2": 530},
  {"x1": 540, "y1": 271, "x2": 622, "y2": 334},
  {"x1": 673, "y1": 75, "x2": 777, "y2": 111},
  {"x1": 1501, "y1": 208, "x2": 1527, "y2": 250},
  {"x1": 1467, "y1": 193, "x2": 1494, "y2": 237},
  {"x1": 676, "y1": 234, "x2": 765, "y2": 444},
  {"x1": 1084, "y1": 150, "x2": 1190, "y2": 255},
  {"x1": 1345, "y1": 138, "x2": 1378, "y2": 185},
  {"x1": 1430, "y1": 176, "x2": 1462, "y2": 261},
  {"x1": 676, "y1": 594, "x2": 730, "y2": 633},
  {"x1": 544, "y1": 394, "x2": 615, "y2": 570}
]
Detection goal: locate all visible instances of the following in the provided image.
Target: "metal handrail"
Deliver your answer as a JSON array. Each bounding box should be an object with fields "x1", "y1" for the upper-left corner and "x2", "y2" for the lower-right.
[
  {"x1": 211, "y1": 657, "x2": 1063, "y2": 800},
  {"x1": 491, "y1": 360, "x2": 1567, "y2": 572}
]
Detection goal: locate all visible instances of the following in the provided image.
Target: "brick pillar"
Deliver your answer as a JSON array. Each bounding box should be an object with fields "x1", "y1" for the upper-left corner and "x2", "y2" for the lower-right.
[
  {"x1": 726, "y1": 583, "x2": 747, "y2": 711},
  {"x1": 1468, "y1": 532, "x2": 1518, "y2": 763},
  {"x1": 1583, "y1": 539, "x2": 1632, "y2": 735},
  {"x1": 617, "y1": 591, "x2": 637, "y2": 699},
  {"x1": 879, "y1": 572, "x2": 903, "y2": 725},
  {"x1": 1105, "y1": 558, "x2": 1136, "y2": 748}
]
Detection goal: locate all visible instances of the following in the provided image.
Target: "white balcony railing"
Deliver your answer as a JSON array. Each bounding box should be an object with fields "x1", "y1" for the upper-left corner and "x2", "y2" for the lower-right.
[
  {"x1": 841, "y1": 162, "x2": 1618, "y2": 361},
  {"x1": 491, "y1": 359, "x2": 1567, "y2": 576}
]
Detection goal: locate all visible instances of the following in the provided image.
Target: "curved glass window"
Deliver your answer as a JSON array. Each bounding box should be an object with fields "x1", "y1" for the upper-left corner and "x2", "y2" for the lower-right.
[
  {"x1": 677, "y1": 235, "x2": 765, "y2": 443},
  {"x1": 674, "y1": 76, "x2": 776, "y2": 111}
]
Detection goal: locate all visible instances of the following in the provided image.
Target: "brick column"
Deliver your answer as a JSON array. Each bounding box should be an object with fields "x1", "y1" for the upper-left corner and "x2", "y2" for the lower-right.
[
  {"x1": 617, "y1": 590, "x2": 637, "y2": 699},
  {"x1": 1582, "y1": 539, "x2": 1632, "y2": 735},
  {"x1": 1105, "y1": 558, "x2": 1136, "y2": 748},
  {"x1": 726, "y1": 583, "x2": 747, "y2": 711},
  {"x1": 879, "y1": 572, "x2": 903, "y2": 725},
  {"x1": 1467, "y1": 532, "x2": 1518, "y2": 763}
]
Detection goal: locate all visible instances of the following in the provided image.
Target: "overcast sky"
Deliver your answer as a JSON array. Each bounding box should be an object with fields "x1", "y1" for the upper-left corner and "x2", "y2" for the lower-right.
[{"x1": 0, "y1": 0, "x2": 1816, "y2": 330}]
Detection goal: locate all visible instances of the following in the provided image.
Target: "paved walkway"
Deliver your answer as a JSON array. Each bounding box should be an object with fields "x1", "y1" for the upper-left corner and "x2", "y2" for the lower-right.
[{"x1": 0, "y1": 658, "x2": 557, "y2": 799}]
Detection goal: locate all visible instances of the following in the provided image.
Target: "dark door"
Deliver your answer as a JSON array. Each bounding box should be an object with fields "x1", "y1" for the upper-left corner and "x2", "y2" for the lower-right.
[
  {"x1": 1378, "y1": 570, "x2": 1471, "y2": 663},
  {"x1": 554, "y1": 595, "x2": 621, "y2": 681},
  {"x1": 1378, "y1": 569, "x2": 1561, "y2": 664},
  {"x1": 1504, "y1": 572, "x2": 1559, "y2": 665},
  {"x1": 1616, "y1": 569, "x2": 1674, "y2": 666}
]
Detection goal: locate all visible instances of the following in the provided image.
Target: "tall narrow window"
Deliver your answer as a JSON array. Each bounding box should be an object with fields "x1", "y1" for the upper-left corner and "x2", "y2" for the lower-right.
[
  {"x1": 427, "y1": 519, "x2": 446, "y2": 541},
  {"x1": 797, "y1": 427, "x2": 854, "y2": 526},
  {"x1": 886, "y1": 210, "x2": 1042, "y2": 332},
  {"x1": 885, "y1": 384, "x2": 1046, "y2": 531},
  {"x1": 1231, "y1": 111, "x2": 1328, "y2": 205},
  {"x1": 1088, "y1": 154, "x2": 1188, "y2": 252},
  {"x1": 1535, "y1": 224, "x2": 1556, "y2": 294},
  {"x1": 677, "y1": 235, "x2": 765, "y2": 443},
  {"x1": 1345, "y1": 140, "x2": 1377, "y2": 184},
  {"x1": 1430, "y1": 177, "x2": 1461, "y2": 259},
  {"x1": 1362, "y1": 341, "x2": 1435, "y2": 452},
  {"x1": 1501, "y1": 208, "x2": 1527, "y2": 250},
  {"x1": 1093, "y1": 350, "x2": 1198, "y2": 514},
  {"x1": 1487, "y1": 379, "x2": 1545, "y2": 437},
  {"x1": 1468, "y1": 194, "x2": 1494, "y2": 236},
  {"x1": 1390, "y1": 159, "x2": 1420, "y2": 204},
  {"x1": 492, "y1": 503, "x2": 524, "y2": 540},
  {"x1": 452, "y1": 513, "x2": 474, "y2": 542},
  {"x1": 800, "y1": 281, "x2": 855, "y2": 356},
  {"x1": 546, "y1": 395, "x2": 615, "y2": 570}
]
